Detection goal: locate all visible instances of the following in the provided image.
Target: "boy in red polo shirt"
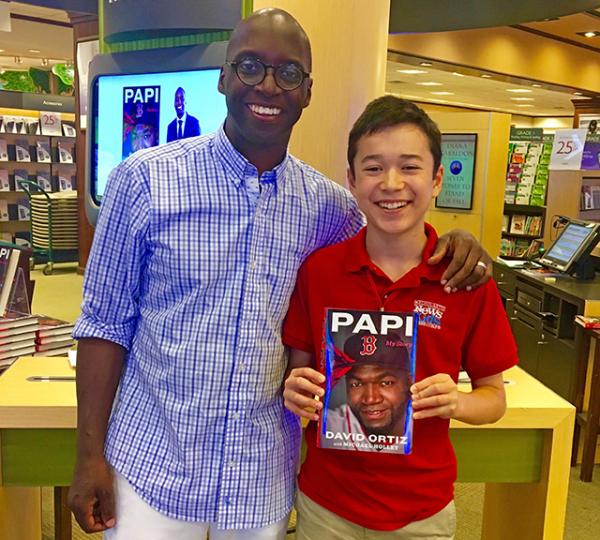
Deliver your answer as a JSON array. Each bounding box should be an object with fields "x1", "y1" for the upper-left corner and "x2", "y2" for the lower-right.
[{"x1": 282, "y1": 96, "x2": 518, "y2": 539}]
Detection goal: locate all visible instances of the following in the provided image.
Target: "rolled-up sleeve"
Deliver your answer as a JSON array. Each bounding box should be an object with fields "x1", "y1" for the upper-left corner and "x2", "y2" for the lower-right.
[{"x1": 73, "y1": 157, "x2": 150, "y2": 350}]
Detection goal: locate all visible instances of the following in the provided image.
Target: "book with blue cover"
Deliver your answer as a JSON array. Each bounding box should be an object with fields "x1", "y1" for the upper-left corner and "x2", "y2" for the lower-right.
[{"x1": 318, "y1": 309, "x2": 417, "y2": 454}]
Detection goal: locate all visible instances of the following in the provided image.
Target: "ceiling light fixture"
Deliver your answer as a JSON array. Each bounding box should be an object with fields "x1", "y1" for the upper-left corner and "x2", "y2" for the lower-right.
[
  {"x1": 574, "y1": 91, "x2": 583, "y2": 96},
  {"x1": 480, "y1": 74, "x2": 492, "y2": 78},
  {"x1": 397, "y1": 69, "x2": 428, "y2": 75},
  {"x1": 430, "y1": 91, "x2": 454, "y2": 95},
  {"x1": 416, "y1": 81, "x2": 443, "y2": 86},
  {"x1": 452, "y1": 72, "x2": 465, "y2": 77},
  {"x1": 419, "y1": 62, "x2": 432, "y2": 67},
  {"x1": 511, "y1": 97, "x2": 534, "y2": 101},
  {"x1": 507, "y1": 88, "x2": 533, "y2": 93},
  {"x1": 577, "y1": 31, "x2": 599, "y2": 38},
  {"x1": 28, "y1": 49, "x2": 41, "y2": 54},
  {"x1": 532, "y1": 84, "x2": 542, "y2": 88},
  {"x1": 516, "y1": 104, "x2": 534, "y2": 108}
]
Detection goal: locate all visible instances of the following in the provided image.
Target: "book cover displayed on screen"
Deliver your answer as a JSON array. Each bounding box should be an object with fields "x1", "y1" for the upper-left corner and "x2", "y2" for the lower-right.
[
  {"x1": 93, "y1": 68, "x2": 226, "y2": 202},
  {"x1": 318, "y1": 309, "x2": 417, "y2": 455},
  {"x1": 122, "y1": 85, "x2": 161, "y2": 159}
]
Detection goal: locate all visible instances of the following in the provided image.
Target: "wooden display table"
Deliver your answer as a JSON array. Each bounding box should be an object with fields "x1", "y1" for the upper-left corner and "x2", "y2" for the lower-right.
[{"x1": 0, "y1": 358, "x2": 575, "y2": 540}]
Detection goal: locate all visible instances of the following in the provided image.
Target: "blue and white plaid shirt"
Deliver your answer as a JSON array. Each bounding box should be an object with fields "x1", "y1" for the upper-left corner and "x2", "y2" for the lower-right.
[{"x1": 74, "y1": 125, "x2": 363, "y2": 529}]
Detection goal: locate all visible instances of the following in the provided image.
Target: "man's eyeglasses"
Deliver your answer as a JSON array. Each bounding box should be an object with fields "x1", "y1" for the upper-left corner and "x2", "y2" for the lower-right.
[{"x1": 226, "y1": 57, "x2": 310, "y2": 91}]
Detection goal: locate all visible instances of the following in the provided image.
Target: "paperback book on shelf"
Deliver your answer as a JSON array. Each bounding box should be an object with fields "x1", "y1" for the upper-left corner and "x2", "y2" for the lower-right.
[
  {"x1": 14, "y1": 140, "x2": 31, "y2": 162},
  {"x1": 57, "y1": 141, "x2": 74, "y2": 164},
  {"x1": 0, "y1": 200, "x2": 8, "y2": 221},
  {"x1": 0, "y1": 139, "x2": 7, "y2": 161},
  {"x1": 318, "y1": 309, "x2": 417, "y2": 455},
  {"x1": 0, "y1": 169, "x2": 9, "y2": 191},
  {"x1": 36, "y1": 171, "x2": 52, "y2": 192},
  {"x1": 35, "y1": 140, "x2": 51, "y2": 163}
]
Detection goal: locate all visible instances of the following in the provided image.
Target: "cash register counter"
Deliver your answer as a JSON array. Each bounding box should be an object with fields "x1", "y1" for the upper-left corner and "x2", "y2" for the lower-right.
[
  {"x1": 493, "y1": 261, "x2": 600, "y2": 403},
  {"x1": 0, "y1": 357, "x2": 574, "y2": 540}
]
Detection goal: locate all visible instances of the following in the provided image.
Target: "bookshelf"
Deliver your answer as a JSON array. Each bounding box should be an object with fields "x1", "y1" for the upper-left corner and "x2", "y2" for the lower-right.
[
  {"x1": 0, "y1": 132, "x2": 76, "y2": 249},
  {"x1": 500, "y1": 128, "x2": 552, "y2": 259}
]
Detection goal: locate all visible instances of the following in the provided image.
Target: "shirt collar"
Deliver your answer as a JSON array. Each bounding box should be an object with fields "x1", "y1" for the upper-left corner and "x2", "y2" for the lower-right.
[
  {"x1": 344, "y1": 223, "x2": 446, "y2": 284},
  {"x1": 213, "y1": 123, "x2": 290, "y2": 189}
]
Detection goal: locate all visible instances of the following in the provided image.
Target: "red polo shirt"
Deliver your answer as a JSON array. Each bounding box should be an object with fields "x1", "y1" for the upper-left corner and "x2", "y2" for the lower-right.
[{"x1": 282, "y1": 224, "x2": 518, "y2": 531}]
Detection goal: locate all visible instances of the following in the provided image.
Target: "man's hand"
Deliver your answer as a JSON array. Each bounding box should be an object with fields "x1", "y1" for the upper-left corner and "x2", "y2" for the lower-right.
[
  {"x1": 283, "y1": 367, "x2": 325, "y2": 421},
  {"x1": 428, "y1": 229, "x2": 492, "y2": 292},
  {"x1": 411, "y1": 374, "x2": 460, "y2": 420},
  {"x1": 68, "y1": 457, "x2": 116, "y2": 533}
]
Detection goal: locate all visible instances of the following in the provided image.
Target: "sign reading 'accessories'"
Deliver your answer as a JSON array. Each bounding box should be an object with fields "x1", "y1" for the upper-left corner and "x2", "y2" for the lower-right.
[{"x1": 102, "y1": 0, "x2": 242, "y2": 43}]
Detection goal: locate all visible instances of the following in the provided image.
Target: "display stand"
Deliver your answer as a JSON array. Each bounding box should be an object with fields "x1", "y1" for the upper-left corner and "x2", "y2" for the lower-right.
[{"x1": 7, "y1": 268, "x2": 30, "y2": 315}]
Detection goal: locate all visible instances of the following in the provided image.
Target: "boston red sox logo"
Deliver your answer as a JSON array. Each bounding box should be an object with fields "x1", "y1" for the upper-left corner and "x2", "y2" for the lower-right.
[{"x1": 360, "y1": 335, "x2": 377, "y2": 356}]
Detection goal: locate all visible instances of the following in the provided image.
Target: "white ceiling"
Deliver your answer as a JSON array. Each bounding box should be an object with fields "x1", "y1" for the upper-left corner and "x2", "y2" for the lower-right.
[
  {"x1": 386, "y1": 57, "x2": 591, "y2": 117},
  {"x1": 0, "y1": 2, "x2": 73, "y2": 71}
]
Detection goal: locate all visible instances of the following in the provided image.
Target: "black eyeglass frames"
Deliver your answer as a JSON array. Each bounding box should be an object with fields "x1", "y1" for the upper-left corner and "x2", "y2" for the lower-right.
[{"x1": 226, "y1": 57, "x2": 310, "y2": 91}]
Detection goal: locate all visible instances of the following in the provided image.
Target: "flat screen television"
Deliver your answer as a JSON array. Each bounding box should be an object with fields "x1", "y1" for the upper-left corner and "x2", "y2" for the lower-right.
[
  {"x1": 539, "y1": 219, "x2": 600, "y2": 279},
  {"x1": 86, "y1": 42, "x2": 228, "y2": 226}
]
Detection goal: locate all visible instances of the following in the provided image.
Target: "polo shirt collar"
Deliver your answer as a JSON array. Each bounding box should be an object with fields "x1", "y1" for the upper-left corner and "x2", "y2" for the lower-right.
[
  {"x1": 213, "y1": 123, "x2": 290, "y2": 190},
  {"x1": 344, "y1": 223, "x2": 445, "y2": 284}
]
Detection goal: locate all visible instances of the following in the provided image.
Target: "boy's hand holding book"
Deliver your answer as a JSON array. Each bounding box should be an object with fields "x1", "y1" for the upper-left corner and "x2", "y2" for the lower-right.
[
  {"x1": 411, "y1": 373, "x2": 459, "y2": 420},
  {"x1": 284, "y1": 367, "x2": 325, "y2": 422}
]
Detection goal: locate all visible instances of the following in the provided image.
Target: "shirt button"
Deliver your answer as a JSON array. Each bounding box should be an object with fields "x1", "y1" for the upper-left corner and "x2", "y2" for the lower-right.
[
  {"x1": 239, "y1": 363, "x2": 246, "y2": 371},
  {"x1": 383, "y1": 293, "x2": 389, "y2": 299},
  {"x1": 228, "y1": 460, "x2": 236, "y2": 468},
  {"x1": 250, "y1": 261, "x2": 257, "y2": 270},
  {"x1": 232, "y1": 412, "x2": 240, "y2": 420}
]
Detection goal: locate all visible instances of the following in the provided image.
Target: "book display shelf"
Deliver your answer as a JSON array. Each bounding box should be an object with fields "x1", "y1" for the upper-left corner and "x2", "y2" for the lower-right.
[
  {"x1": 0, "y1": 115, "x2": 76, "y2": 257},
  {"x1": 501, "y1": 128, "x2": 553, "y2": 259}
]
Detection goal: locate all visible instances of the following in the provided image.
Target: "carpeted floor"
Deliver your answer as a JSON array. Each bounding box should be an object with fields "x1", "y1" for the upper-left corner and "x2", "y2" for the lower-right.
[{"x1": 29, "y1": 264, "x2": 600, "y2": 539}]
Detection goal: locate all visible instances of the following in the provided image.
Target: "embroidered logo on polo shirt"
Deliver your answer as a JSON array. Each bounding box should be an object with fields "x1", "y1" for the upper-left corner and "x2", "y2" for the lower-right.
[{"x1": 414, "y1": 300, "x2": 446, "y2": 330}]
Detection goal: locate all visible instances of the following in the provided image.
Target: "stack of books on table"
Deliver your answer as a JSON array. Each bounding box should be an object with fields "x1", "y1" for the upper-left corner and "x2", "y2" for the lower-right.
[
  {"x1": 0, "y1": 312, "x2": 39, "y2": 372},
  {"x1": 34, "y1": 316, "x2": 75, "y2": 356},
  {"x1": 30, "y1": 191, "x2": 78, "y2": 251}
]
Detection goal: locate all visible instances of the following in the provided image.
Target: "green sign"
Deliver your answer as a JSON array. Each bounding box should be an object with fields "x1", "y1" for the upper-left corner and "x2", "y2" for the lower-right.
[
  {"x1": 436, "y1": 134, "x2": 477, "y2": 210},
  {"x1": 510, "y1": 127, "x2": 543, "y2": 142}
]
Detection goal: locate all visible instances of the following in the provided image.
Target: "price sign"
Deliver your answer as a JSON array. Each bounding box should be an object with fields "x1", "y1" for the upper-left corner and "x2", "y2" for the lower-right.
[
  {"x1": 39, "y1": 110, "x2": 62, "y2": 136},
  {"x1": 549, "y1": 129, "x2": 587, "y2": 170}
]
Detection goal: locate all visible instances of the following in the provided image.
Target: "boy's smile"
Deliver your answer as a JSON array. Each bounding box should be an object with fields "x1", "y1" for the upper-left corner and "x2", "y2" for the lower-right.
[{"x1": 348, "y1": 123, "x2": 443, "y2": 242}]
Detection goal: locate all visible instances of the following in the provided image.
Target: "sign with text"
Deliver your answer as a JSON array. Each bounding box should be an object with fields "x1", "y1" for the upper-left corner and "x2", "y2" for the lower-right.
[
  {"x1": 39, "y1": 111, "x2": 62, "y2": 136},
  {"x1": 549, "y1": 129, "x2": 587, "y2": 170},
  {"x1": 509, "y1": 127, "x2": 543, "y2": 142},
  {"x1": 436, "y1": 133, "x2": 477, "y2": 210}
]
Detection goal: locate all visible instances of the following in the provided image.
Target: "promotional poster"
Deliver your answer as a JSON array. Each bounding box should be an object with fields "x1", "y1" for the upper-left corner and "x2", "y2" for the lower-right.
[
  {"x1": 95, "y1": 68, "x2": 226, "y2": 200},
  {"x1": 122, "y1": 85, "x2": 161, "y2": 159},
  {"x1": 319, "y1": 309, "x2": 417, "y2": 454}
]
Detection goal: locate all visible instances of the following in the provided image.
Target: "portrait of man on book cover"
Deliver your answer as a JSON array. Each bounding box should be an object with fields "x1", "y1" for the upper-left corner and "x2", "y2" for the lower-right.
[{"x1": 319, "y1": 310, "x2": 416, "y2": 454}]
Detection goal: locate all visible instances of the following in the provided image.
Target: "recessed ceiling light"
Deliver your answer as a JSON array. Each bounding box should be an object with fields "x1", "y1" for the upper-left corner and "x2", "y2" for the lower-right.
[
  {"x1": 576, "y1": 31, "x2": 599, "y2": 38},
  {"x1": 452, "y1": 72, "x2": 465, "y2": 77},
  {"x1": 584, "y1": 31, "x2": 597, "y2": 38},
  {"x1": 397, "y1": 69, "x2": 428, "y2": 75},
  {"x1": 416, "y1": 81, "x2": 443, "y2": 86},
  {"x1": 573, "y1": 91, "x2": 583, "y2": 96},
  {"x1": 510, "y1": 97, "x2": 534, "y2": 101},
  {"x1": 507, "y1": 88, "x2": 533, "y2": 93},
  {"x1": 28, "y1": 49, "x2": 41, "y2": 54},
  {"x1": 430, "y1": 91, "x2": 454, "y2": 95},
  {"x1": 420, "y1": 62, "x2": 432, "y2": 67},
  {"x1": 532, "y1": 84, "x2": 542, "y2": 88},
  {"x1": 516, "y1": 104, "x2": 534, "y2": 108},
  {"x1": 480, "y1": 74, "x2": 492, "y2": 78},
  {"x1": 0, "y1": 49, "x2": 4, "y2": 53}
]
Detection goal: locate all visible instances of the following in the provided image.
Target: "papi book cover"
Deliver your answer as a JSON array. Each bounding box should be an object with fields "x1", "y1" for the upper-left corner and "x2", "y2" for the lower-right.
[
  {"x1": 122, "y1": 85, "x2": 160, "y2": 159},
  {"x1": 318, "y1": 309, "x2": 417, "y2": 454}
]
